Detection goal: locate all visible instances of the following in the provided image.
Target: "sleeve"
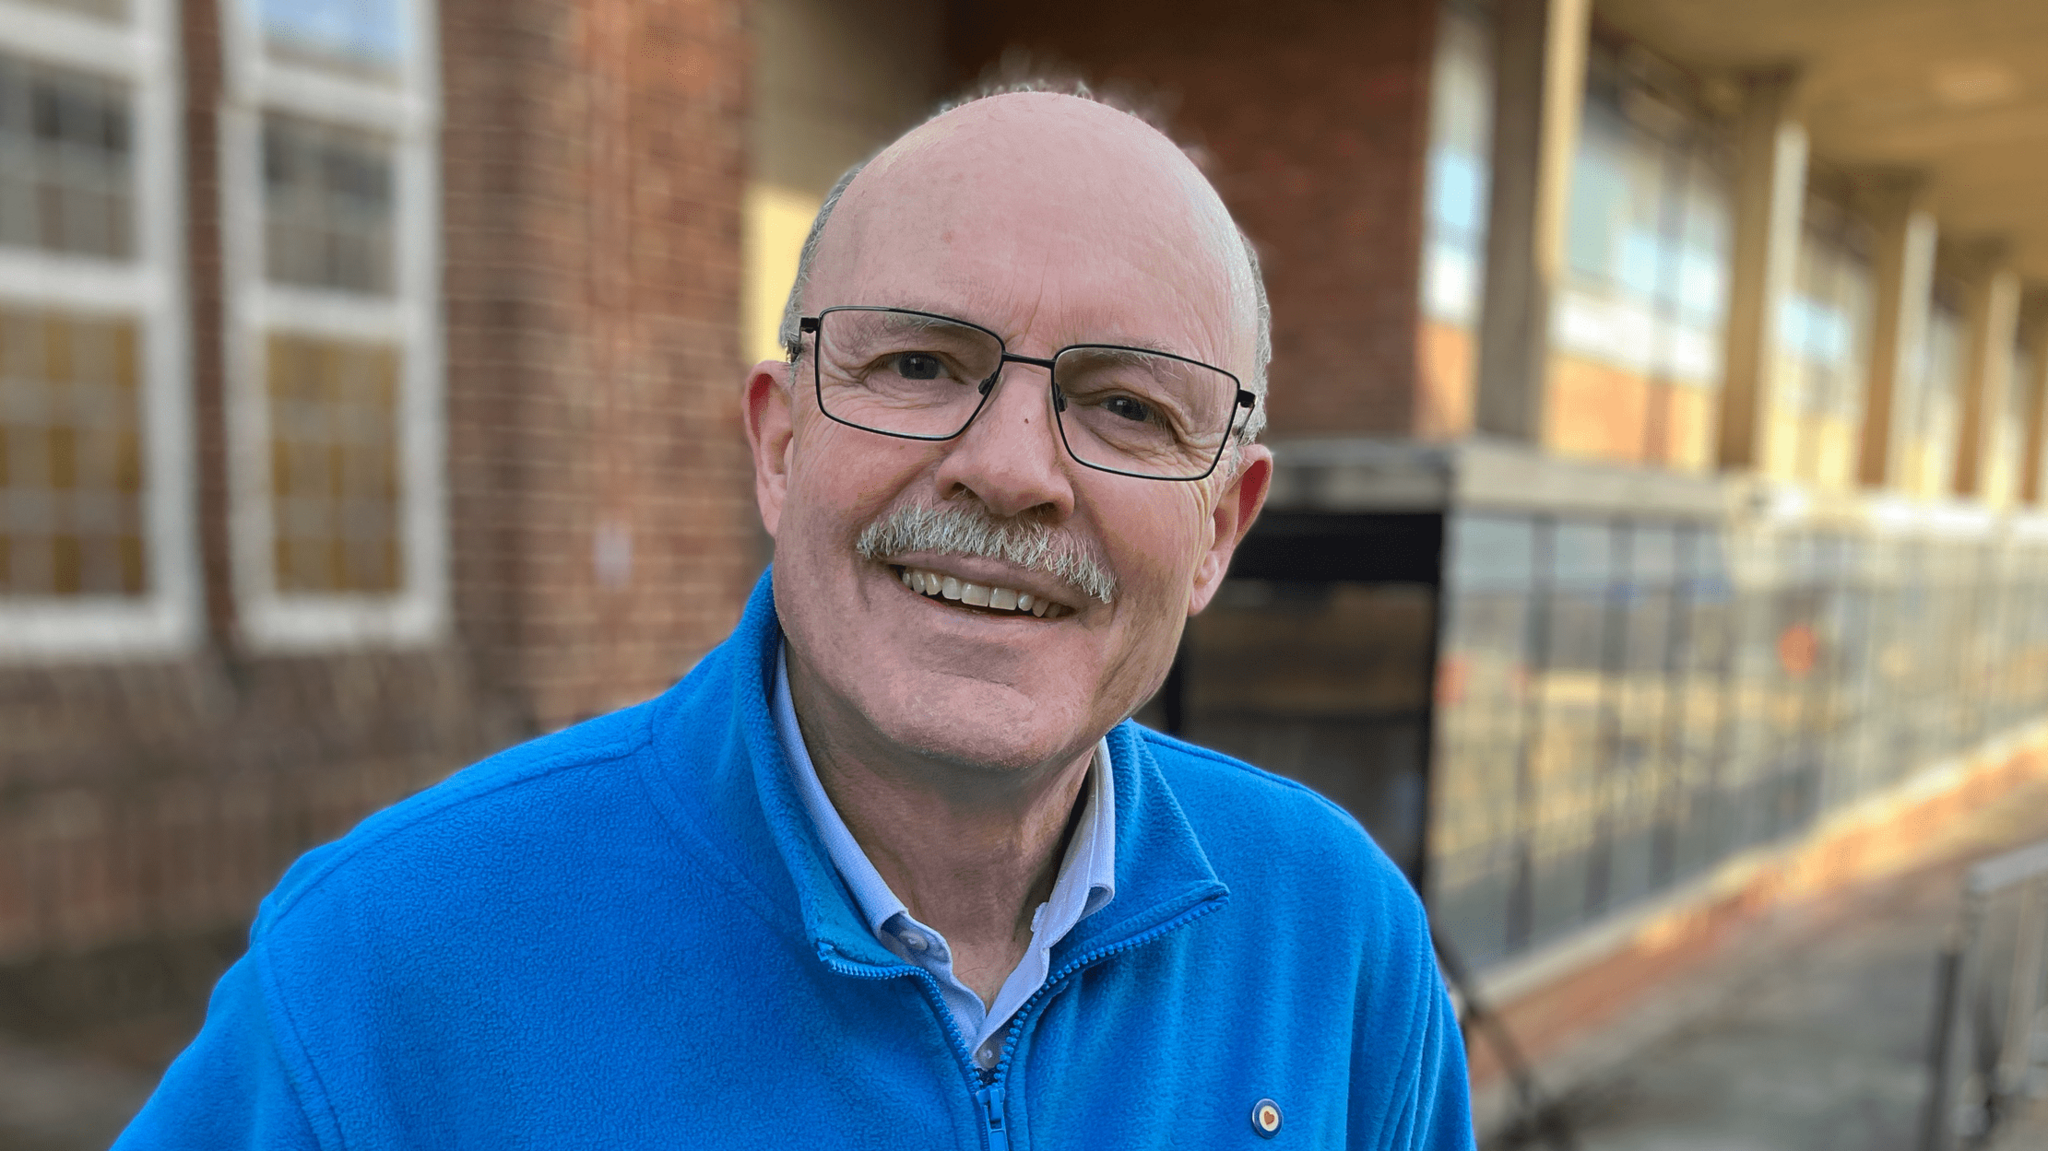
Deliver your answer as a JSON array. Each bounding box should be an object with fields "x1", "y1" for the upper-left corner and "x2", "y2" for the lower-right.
[
  {"x1": 112, "y1": 948, "x2": 326, "y2": 1151},
  {"x1": 1406, "y1": 978, "x2": 1478, "y2": 1151},
  {"x1": 1352, "y1": 916, "x2": 1478, "y2": 1151}
]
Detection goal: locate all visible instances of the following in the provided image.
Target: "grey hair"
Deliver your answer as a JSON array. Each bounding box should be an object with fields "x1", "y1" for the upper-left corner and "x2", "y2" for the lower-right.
[
  {"x1": 776, "y1": 78, "x2": 1273, "y2": 444},
  {"x1": 855, "y1": 501, "x2": 1118, "y2": 604}
]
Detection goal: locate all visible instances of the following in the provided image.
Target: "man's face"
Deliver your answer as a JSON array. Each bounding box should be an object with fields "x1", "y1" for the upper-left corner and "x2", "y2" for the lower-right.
[{"x1": 746, "y1": 95, "x2": 1271, "y2": 778}]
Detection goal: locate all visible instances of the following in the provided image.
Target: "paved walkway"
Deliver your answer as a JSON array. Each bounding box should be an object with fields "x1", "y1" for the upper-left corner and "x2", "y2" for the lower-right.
[{"x1": 1513, "y1": 779, "x2": 2048, "y2": 1151}]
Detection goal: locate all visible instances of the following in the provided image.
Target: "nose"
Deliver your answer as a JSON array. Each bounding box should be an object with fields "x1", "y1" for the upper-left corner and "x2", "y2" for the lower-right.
[{"x1": 930, "y1": 360, "x2": 1076, "y2": 521}]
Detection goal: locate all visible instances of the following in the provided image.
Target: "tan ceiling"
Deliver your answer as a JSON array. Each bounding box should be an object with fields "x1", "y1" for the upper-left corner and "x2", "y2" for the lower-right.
[{"x1": 1596, "y1": 0, "x2": 2048, "y2": 283}]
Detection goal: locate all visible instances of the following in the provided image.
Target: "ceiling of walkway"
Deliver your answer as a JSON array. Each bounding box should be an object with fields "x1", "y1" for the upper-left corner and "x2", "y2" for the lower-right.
[{"x1": 1597, "y1": 0, "x2": 2048, "y2": 284}]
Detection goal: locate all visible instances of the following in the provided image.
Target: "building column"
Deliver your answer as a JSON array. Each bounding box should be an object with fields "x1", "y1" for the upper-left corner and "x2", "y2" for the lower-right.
[
  {"x1": 1716, "y1": 70, "x2": 1808, "y2": 471},
  {"x1": 1857, "y1": 176, "x2": 1938, "y2": 489},
  {"x1": 2017, "y1": 313, "x2": 2048, "y2": 504},
  {"x1": 1472, "y1": 0, "x2": 1592, "y2": 442},
  {"x1": 1951, "y1": 243, "x2": 2022, "y2": 498}
]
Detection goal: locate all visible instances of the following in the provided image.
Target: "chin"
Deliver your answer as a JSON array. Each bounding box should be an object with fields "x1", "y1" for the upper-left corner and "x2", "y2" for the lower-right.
[{"x1": 865, "y1": 672, "x2": 1101, "y2": 776}]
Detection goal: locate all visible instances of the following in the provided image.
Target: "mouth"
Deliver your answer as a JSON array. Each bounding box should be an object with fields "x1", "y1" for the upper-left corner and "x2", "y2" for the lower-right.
[{"x1": 891, "y1": 564, "x2": 1078, "y2": 619}]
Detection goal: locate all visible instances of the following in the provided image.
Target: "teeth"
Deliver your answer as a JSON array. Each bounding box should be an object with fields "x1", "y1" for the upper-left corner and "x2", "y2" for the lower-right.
[{"x1": 894, "y1": 566, "x2": 1065, "y2": 618}]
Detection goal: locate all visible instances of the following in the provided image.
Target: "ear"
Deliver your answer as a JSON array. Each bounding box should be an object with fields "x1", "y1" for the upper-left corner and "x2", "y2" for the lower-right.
[
  {"x1": 1188, "y1": 444, "x2": 1272, "y2": 615},
  {"x1": 743, "y1": 359, "x2": 796, "y2": 538}
]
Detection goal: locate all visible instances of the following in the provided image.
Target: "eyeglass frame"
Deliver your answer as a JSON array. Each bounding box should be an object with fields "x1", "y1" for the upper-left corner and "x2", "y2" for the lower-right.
[{"x1": 794, "y1": 305, "x2": 1257, "y2": 483}]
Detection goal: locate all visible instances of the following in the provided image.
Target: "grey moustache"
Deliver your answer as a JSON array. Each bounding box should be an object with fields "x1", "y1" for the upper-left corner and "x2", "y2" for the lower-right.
[{"x1": 854, "y1": 502, "x2": 1118, "y2": 604}]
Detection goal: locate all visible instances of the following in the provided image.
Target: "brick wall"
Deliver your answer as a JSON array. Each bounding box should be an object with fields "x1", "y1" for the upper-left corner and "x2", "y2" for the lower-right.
[
  {"x1": 0, "y1": 0, "x2": 761, "y2": 1054},
  {"x1": 0, "y1": 650, "x2": 489, "y2": 1059},
  {"x1": 442, "y1": 0, "x2": 761, "y2": 732},
  {"x1": 946, "y1": 0, "x2": 1440, "y2": 437}
]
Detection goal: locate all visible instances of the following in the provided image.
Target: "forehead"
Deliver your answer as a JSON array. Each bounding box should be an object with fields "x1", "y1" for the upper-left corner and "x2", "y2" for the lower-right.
[{"x1": 807, "y1": 96, "x2": 1255, "y2": 373}]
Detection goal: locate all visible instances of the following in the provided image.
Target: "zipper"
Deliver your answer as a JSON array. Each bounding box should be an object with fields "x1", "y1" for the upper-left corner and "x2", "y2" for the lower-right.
[
  {"x1": 818, "y1": 892, "x2": 1225, "y2": 1151},
  {"x1": 817, "y1": 949, "x2": 995, "y2": 1145},
  {"x1": 975, "y1": 1081, "x2": 1010, "y2": 1151},
  {"x1": 988, "y1": 897, "x2": 1228, "y2": 1080}
]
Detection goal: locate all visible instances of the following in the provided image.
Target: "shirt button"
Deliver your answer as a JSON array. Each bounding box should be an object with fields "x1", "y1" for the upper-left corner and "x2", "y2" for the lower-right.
[
  {"x1": 975, "y1": 1043, "x2": 999, "y2": 1070},
  {"x1": 901, "y1": 931, "x2": 928, "y2": 952}
]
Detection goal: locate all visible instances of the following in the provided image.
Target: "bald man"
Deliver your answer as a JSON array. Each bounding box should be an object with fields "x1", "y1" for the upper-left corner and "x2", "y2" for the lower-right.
[{"x1": 119, "y1": 88, "x2": 1474, "y2": 1150}]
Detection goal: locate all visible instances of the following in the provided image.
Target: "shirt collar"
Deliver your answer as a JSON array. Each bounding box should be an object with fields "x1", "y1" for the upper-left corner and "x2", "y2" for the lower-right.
[{"x1": 773, "y1": 645, "x2": 1116, "y2": 946}]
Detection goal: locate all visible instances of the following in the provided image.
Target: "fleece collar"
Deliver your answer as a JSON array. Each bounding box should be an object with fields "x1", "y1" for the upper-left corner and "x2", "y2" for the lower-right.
[{"x1": 710, "y1": 569, "x2": 1228, "y2": 974}]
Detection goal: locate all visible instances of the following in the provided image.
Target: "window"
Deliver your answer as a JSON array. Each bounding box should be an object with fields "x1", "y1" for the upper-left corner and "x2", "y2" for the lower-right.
[
  {"x1": 0, "y1": 56, "x2": 132, "y2": 257},
  {"x1": 266, "y1": 331, "x2": 401, "y2": 593},
  {"x1": 1415, "y1": 2, "x2": 1493, "y2": 436},
  {"x1": 1903, "y1": 292, "x2": 1966, "y2": 499},
  {"x1": 1986, "y1": 340, "x2": 2032, "y2": 505},
  {"x1": 1769, "y1": 196, "x2": 1873, "y2": 489},
  {"x1": 262, "y1": 113, "x2": 395, "y2": 294},
  {"x1": 1420, "y1": 4, "x2": 1492, "y2": 330},
  {"x1": 221, "y1": 0, "x2": 443, "y2": 648},
  {"x1": 256, "y1": 0, "x2": 408, "y2": 78},
  {"x1": 2, "y1": 306, "x2": 145, "y2": 595},
  {"x1": 2016, "y1": 344, "x2": 2043, "y2": 505},
  {"x1": 1552, "y1": 46, "x2": 1734, "y2": 470},
  {"x1": 0, "y1": 0, "x2": 195, "y2": 656}
]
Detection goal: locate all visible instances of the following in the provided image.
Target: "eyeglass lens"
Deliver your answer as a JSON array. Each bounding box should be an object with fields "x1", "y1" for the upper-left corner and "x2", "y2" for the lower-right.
[{"x1": 813, "y1": 308, "x2": 1238, "y2": 479}]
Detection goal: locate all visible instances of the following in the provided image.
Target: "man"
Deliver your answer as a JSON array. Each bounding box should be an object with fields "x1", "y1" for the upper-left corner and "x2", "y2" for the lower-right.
[{"x1": 119, "y1": 88, "x2": 1473, "y2": 1148}]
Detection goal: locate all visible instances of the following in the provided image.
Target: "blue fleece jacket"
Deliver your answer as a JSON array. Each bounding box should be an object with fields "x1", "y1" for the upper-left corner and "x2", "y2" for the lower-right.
[{"x1": 118, "y1": 574, "x2": 1474, "y2": 1149}]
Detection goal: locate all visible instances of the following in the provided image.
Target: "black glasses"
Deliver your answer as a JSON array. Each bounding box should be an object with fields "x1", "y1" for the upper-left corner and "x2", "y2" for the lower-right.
[{"x1": 795, "y1": 306, "x2": 1255, "y2": 482}]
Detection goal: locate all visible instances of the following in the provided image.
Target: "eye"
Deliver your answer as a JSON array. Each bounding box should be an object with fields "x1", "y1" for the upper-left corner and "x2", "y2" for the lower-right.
[
  {"x1": 1101, "y1": 395, "x2": 1155, "y2": 424},
  {"x1": 891, "y1": 352, "x2": 946, "y2": 380}
]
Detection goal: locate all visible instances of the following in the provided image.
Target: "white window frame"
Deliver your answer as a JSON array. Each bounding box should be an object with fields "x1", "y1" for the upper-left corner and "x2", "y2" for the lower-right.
[
  {"x1": 0, "y1": 0, "x2": 199, "y2": 659},
  {"x1": 219, "y1": 0, "x2": 447, "y2": 650}
]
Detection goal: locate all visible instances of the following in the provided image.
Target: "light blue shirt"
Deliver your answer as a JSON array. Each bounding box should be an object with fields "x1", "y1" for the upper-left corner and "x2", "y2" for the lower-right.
[{"x1": 774, "y1": 647, "x2": 1116, "y2": 1069}]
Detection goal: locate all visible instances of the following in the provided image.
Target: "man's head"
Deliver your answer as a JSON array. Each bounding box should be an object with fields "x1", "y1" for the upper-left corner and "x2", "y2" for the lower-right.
[{"x1": 743, "y1": 90, "x2": 1274, "y2": 780}]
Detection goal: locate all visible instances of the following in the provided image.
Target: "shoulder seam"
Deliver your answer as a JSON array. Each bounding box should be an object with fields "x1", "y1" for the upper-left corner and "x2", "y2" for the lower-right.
[
  {"x1": 257, "y1": 722, "x2": 652, "y2": 929},
  {"x1": 252, "y1": 938, "x2": 349, "y2": 1150},
  {"x1": 1132, "y1": 725, "x2": 1367, "y2": 830}
]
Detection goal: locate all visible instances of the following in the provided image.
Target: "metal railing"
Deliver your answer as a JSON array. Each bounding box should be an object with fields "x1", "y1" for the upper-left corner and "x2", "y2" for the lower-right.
[
  {"x1": 1922, "y1": 837, "x2": 2048, "y2": 1150},
  {"x1": 1434, "y1": 929, "x2": 1578, "y2": 1151}
]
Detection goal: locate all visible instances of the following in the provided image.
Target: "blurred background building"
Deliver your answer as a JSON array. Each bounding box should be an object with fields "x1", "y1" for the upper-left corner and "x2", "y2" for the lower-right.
[{"x1": 5, "y1": 0, "x2": 2048, "y2": 1118}]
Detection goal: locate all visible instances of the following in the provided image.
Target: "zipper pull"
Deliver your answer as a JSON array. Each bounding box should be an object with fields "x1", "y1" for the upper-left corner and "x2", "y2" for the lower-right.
[{"x1": 974, "y1": 1081, "x2": 1010, "y2": 1151}]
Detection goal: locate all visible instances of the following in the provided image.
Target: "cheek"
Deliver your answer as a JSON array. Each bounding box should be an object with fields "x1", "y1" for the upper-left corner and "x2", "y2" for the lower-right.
[
  {"x1": 785, "y1": 429, "x2": 931, "y2": 545},
  {"x1": 1099, "y1": 491, "x2": 1212, "y2": 605}
]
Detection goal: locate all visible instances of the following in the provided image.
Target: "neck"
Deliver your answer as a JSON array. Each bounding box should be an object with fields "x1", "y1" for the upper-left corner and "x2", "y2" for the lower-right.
[{"x1": 785, "y1": 645, "x2": 1094, "y2": 1006}]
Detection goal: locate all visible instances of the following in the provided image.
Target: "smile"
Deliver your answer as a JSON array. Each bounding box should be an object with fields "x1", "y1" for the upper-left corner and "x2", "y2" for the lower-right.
[{"x1": 894, "y1": 565, "x2": 1076, "y2": 618}]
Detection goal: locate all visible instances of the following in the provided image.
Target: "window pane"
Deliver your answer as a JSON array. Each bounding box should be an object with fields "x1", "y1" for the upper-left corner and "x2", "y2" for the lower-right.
[
  {"x1": 0, "y1": 304, "x2": 147, "y2": 597},
  {"x1": 0, "y1": 53, "x2": 134, "y2": 259},
  {"x1": 1431, "y1": 514, "x2": 1537, "y2": 968},
  {"x1": 1904, "y1": 296, "x2": 1965, "y2": 496},
  {"x1": 258, "y1": 0, "x2": 409, "y2": 76},
  {"x1": 1772, "y1": 203, "x2": 1873, "y2": 487},
  {"x1": 1420, "y1": 5, "x2": 1493, "y2": 325},
  {"x1": 267, "y1": 332, "x2": 403, "y2": 594},
  {"x1": 1550, "y1": 47, "x2": 1734, "y2": 471},
  {"x1": 263, "y1": 114, "x2": 395, "y2": 294}
]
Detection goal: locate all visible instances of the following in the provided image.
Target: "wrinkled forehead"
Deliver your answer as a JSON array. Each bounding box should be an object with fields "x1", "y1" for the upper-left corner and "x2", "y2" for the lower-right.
[{"x1": 808, "y1": 95, "x2": 1256, "y2": 372}]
